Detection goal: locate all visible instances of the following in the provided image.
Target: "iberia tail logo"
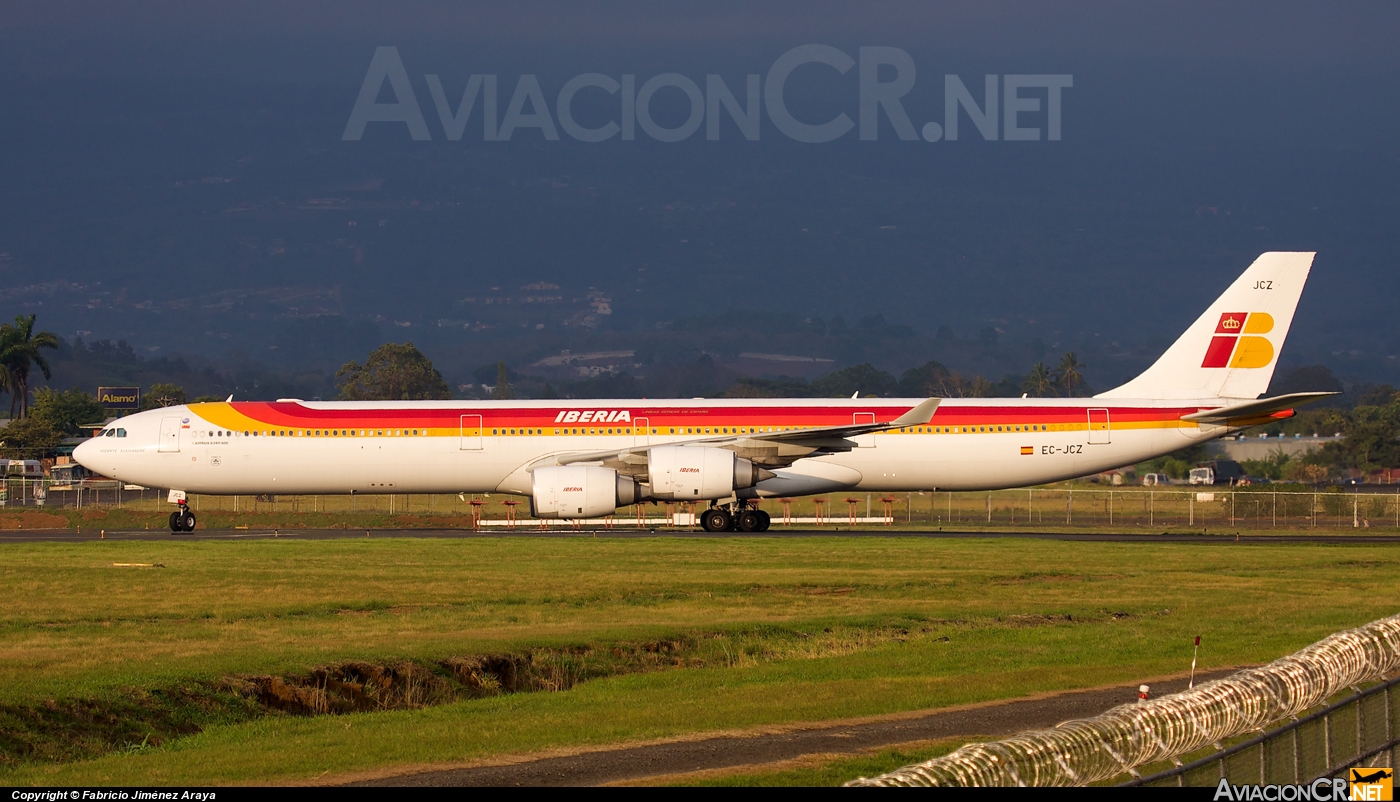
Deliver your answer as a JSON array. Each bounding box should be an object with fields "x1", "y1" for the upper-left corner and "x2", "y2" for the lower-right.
[{"x1": 1202, "y1": 312, "x2": 1275, "y2": 368}]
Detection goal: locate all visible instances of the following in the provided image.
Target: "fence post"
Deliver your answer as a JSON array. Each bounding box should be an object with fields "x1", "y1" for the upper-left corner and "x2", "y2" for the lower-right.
[
  {"x1": 1357, "y1": 686, "x2": 1365, "y2": 761},
  {"x1": 1292, "y1": 726, "x2": 1301, "y2": 783},
  {"x1": 1190, "y1": 492, "x2": 1194, "y2": 527},
  {"x1": 1324, "y1": 709, "x2": 1332, "y2": 769},
  {"x1": 1386, "y1": 684, "x2": 1394, "y2": 767},
  {"x1": 1068, "y1": 487, "x2": 1073, "y2": 525}
]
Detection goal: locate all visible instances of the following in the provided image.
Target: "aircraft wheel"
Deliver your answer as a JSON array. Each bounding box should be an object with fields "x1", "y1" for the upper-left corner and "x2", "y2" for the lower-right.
[
  {"x1": 737, "y1": 510, "x2": 762, "y2": 532},
  {"x1": 755, "y1": 510, "x2": 771, "y2": 531},
  {"x1": 181, "y1": 511, "x2": 197, "y2": 532},
  {"x1": 169, "y1": 511, "x2": 183, "y2": 533},
  {"x1": 700, "y1": 508, "x2": 731, "y2": 532}
]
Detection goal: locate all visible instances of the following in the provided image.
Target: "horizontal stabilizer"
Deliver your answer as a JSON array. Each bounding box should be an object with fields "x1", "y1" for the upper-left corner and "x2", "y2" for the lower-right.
[{"x1": 1180, "y1": 392, "x2": 1338, "y2": 425}]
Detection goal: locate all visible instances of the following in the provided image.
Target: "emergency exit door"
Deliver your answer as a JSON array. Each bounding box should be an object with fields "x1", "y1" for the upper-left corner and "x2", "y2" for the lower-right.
[
  {"x1": 1087, "y1": 408, "x2": 1111, "y2": 444},
  {"x1": 853, "y1": 412, "x2": 876, "y2": 448},
  {"x1": 459, "y1": 414, "x2": 483, "y2": 450}
]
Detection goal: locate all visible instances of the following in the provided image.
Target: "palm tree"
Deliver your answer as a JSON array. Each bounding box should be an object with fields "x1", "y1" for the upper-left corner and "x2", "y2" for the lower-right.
[
  {"x1": 1022, "y1": 362, "x2": 1056, "y2": 397},
  {"x1": 0, "y1": 348, "x2": 12, "y2": 416},
  {"x1": 0, "y1": 315, "x2": 60, "y2": 418},
  {"x1": 1053, "y1": 352, "x2": 1086, "y2": 397}
]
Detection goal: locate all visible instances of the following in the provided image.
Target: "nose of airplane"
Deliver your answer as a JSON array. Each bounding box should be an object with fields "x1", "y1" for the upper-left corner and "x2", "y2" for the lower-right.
[{"x1": 72, "y1": 437, "x2": 99, "y2": 471}]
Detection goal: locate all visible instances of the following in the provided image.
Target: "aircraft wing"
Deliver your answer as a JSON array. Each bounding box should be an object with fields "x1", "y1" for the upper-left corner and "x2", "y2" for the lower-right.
[
  {"x1": 1180, "y1": 392, "x2": 1338, "y2": 425},
  {"x1": 550, "y1": 398, "x2": 941, "y2": 473}
]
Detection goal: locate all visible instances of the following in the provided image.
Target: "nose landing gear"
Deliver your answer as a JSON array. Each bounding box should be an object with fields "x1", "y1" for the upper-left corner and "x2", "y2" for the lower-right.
[{"x1": 169, "y1": 502, "x2": 196, "y2": 533}]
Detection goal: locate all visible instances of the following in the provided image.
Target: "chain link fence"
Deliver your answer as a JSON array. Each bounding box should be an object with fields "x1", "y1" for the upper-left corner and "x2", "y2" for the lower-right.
[
  {"x1": 6, "y1": 477, "x2": 1400, "y2": 531},
  {"x1": 848, "y1": 613, "x2": 1400, "y2": 787},
  {"x1": 1130, "y1": 675, "x2": 1398, "y2": 787}
]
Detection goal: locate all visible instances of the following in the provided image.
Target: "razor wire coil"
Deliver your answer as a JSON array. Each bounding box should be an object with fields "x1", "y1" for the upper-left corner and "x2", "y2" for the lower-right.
[{"x1": 847, "y1": 613, "x2": 1400, "y2": 787}]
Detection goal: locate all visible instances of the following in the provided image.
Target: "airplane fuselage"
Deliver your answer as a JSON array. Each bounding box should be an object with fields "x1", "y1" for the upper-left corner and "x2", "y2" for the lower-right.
[{"x1": 76, "y1": 396, "x2": 1234, "y2": 497}]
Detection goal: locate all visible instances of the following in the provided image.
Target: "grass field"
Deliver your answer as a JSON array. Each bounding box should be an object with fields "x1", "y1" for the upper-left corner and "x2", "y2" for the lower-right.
[{"x1": 1, "y1": 534, "x2": 1396, "y2": 785}]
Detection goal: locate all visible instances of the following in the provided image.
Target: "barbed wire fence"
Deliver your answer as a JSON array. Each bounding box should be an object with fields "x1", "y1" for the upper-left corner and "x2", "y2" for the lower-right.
[{"x1": 847, "y1": 613, "x2": 1400, "y2": 787}]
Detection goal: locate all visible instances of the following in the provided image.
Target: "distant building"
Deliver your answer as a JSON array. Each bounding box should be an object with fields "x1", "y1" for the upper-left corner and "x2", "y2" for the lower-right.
[{"x1": 1206, "y1": 434, "x2": 1341, "y2": 462}]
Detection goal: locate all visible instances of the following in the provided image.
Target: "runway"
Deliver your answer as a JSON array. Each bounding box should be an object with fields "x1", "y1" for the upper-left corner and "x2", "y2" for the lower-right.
[{"x1": 1, "y1": 528, "x2": 1396, "y2": 544}]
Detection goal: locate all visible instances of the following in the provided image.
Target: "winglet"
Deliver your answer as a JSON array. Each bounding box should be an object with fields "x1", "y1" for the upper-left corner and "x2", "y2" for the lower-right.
[{"x1": 891, "y1": 398, "x2": 941, "y2": 426}]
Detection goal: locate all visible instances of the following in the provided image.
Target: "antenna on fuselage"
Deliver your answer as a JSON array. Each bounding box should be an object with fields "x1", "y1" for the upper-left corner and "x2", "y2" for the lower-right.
[
  {"x1": 851, "y1": 391, "x2": 859, "y2": 399},
  {"x1": 225, "y1": 395, "x2": 233, "y2": 402}
]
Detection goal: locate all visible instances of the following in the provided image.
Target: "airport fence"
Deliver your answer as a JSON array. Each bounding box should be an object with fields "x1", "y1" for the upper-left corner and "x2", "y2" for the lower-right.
[
  {"x1": 847, "y1": 613, "x2": 1400, "y2": 787},
  {"x1": 1128, "y1": 674, "x2": 1399, "y2": 788},
  {"x1": 5, "y1": 477, "x2": 1400, "y2": 531}
]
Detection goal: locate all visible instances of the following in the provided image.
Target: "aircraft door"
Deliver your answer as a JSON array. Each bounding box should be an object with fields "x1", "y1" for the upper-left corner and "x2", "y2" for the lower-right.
[
  {"x1": 460, "y1": 414, "x2": 483, "y2": 450},
  {"x1": 158, "y1": 417, "x2": 182, "y2": 452},
  {"x1": 633, "y1": 417, "x2": 649, "y2": 446},
  {"x1": 852, "y1": 412, "x2": 876, "y2": 448},
  {"x1": 1087, "y1": 408, "x2": 1111, "y2": 444}
]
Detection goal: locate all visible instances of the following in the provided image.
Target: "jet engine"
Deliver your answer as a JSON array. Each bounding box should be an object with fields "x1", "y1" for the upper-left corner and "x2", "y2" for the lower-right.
[
  {"x1": 531, "y1": 466, "x2": 640, "y2": 519},
  {"x1": 646, "y1": 445, "x2": 769, "y2": 500}
]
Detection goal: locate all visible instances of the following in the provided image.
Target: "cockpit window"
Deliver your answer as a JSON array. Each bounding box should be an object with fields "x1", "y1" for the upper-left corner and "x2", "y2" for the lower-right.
[{"x1": 116, "y1": 429, "x2": 126, "y2": 437}]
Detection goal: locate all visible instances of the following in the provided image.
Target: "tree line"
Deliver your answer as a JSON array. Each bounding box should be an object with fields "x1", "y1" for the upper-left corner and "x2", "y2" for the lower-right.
[{"x1": 8, "y1": 318, "x2": 1399, "y2": 480}]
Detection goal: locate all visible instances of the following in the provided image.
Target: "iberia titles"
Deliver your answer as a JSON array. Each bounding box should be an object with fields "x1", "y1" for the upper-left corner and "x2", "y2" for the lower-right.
[{"x1": 554, "y1": 410, "x2": 632, "y2": 423}]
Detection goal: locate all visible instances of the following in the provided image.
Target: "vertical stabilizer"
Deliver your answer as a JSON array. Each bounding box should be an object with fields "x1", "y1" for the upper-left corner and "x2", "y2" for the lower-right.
[{"x1": 1096, "y1": 252, "x2": 1314, "y2": 400}]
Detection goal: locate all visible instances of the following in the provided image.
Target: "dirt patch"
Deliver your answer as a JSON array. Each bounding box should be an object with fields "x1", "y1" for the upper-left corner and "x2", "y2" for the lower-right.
[
  {"x1": 0, "y1": 616, "x2": 1144, "y2": 773},
  {"x1": 0, "y1": 624, "x2": 918, "y2": 769},
  {"x1": 0, "y1": 511, "x2": 69, "y2": 530}
]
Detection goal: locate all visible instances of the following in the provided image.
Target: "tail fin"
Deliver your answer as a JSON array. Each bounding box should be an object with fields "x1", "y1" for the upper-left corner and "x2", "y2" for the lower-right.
[{"x1": 1097, "y1": 251, "x2": 1314, "y2": 400}]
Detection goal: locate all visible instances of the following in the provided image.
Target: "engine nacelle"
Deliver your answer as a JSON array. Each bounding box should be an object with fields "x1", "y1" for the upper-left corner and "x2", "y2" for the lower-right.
[
  {"x1": 531, "y1": 466, "x2": 639, "y2": 519},
  {"x1": 647, "y1": 445, "x2": 764, "y2": 500}
]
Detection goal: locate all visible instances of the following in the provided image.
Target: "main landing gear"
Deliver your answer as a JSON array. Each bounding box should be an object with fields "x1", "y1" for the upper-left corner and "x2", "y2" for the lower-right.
[
  {"x1": 700, "y1": 504, "x2": 771, "y2": 533},
  {"x1": 169, "y1": 502, "x2": 197, "y2": 533}
]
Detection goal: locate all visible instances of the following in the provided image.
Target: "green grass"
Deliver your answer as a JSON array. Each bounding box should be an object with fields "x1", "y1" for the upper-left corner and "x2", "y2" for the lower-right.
[{"x1": 0, "y1": 535, "x2": 1396, "y2": 785}]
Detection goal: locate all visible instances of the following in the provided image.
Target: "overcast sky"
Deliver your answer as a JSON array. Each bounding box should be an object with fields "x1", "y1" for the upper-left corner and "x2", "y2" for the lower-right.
[{"x1": 1, "y1": 2, "x2": 1397, "y2": 386}]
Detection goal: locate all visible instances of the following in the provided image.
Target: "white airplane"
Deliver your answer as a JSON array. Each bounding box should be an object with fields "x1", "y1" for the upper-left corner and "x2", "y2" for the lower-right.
[{"x1": 76, "y1": 252, "x2": 1333, "y2": 533}]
